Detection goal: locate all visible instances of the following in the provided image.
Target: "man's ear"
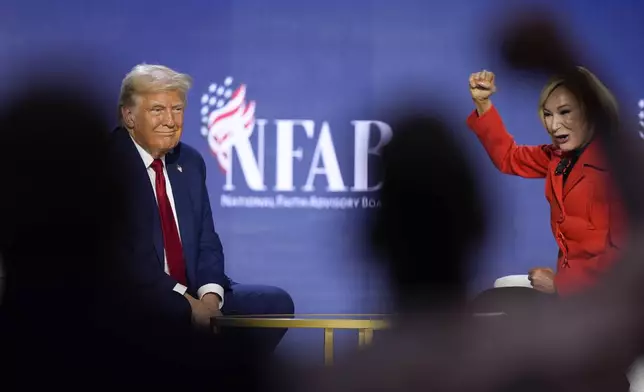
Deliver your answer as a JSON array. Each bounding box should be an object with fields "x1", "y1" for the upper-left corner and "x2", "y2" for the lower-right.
[{"x1": 121, "y1": 106, "x2": 135, "y2": 128}]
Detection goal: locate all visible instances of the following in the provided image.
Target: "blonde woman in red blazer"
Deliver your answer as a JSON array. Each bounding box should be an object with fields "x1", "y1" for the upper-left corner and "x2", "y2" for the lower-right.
[{"x1": 467, "y1": 67, "x2": 623, "y2": 297}]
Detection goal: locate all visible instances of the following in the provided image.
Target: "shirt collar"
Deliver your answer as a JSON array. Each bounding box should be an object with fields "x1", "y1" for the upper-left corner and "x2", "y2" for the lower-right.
[{"x1": 129, "y1": 134, "x2": 165, "y2": 169}]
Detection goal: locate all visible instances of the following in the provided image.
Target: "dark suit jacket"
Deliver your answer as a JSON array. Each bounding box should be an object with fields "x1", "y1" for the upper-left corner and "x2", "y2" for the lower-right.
[{"x1": 109, "y1": 127, "x2": 230, "y2": 322}]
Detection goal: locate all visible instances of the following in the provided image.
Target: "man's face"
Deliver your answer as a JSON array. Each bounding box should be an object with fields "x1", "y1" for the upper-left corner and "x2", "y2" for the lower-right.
[{"x1": 123, "y1": 90, "x2": 185, "y2": 158}]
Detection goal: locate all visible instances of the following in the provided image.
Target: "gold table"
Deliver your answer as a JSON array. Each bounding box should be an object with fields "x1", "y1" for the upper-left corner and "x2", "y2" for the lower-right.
[{"x1": 211, "y1": 314, "x2": 389, "y2": 366}]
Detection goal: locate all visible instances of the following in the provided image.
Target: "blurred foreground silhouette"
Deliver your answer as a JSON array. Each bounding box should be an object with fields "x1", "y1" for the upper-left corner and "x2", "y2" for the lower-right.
[{"x1": 370, "y1": 113, "x2": 488, "y2": 312}]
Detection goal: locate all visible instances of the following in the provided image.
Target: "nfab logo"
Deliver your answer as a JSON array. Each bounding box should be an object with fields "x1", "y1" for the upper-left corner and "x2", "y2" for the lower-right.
[{"x1": 200, "y1": 77, "x2": 392, "y2": 210}]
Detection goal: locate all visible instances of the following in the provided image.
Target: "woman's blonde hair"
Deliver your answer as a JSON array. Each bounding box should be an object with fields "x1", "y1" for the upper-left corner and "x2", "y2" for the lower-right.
[{"x1": 537, "y1": 66, "x2": 619, "y2": 130}]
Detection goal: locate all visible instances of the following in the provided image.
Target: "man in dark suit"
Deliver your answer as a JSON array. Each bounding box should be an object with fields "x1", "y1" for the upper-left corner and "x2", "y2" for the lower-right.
[{"x1": 110, "y1": 63, "x2": 294, "y2": 353}]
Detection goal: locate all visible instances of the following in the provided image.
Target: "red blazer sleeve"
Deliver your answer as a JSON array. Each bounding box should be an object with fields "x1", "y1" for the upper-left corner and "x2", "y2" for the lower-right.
[
  {"x1": 554, "y1": 190, "x2": 626, "y2": 295},
  {"x1": 466, "y1": 106, "x2": 551, "y2": 178}
]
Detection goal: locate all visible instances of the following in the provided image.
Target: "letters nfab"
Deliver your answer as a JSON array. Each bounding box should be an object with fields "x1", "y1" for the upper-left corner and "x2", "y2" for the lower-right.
[{"x1": 223, "y1": 120, "x2": 392, "y2": 192}]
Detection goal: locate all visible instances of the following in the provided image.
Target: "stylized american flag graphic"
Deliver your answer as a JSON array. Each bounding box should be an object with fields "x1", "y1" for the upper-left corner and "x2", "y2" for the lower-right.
[{"x1": 200, "y1": 77, "x2": 256, "y2": 173}]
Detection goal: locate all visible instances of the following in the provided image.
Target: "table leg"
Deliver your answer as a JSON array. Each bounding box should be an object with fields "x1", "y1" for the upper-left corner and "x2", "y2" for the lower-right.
[
  {"x1": 324, "y1": 328, "x2": 334, "y2": 366},
  {"x1": 364, "y1": 328, "x2": 373, "y2": 345}
]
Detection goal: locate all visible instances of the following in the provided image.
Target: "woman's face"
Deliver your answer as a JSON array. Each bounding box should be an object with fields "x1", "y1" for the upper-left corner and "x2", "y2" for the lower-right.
[{"x1": 543, "y1": 86, "x2": 591, "y2": 151}]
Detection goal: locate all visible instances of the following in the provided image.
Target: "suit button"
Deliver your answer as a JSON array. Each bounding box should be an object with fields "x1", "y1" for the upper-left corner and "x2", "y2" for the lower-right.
[{"x1": 557, "y1": 214, "x2": 564, "y2": 223}]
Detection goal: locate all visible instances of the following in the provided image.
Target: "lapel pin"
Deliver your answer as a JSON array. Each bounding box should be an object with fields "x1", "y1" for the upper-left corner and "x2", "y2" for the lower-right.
[{"x1": 177, "y1": 165, "x2": 183, "y2": 173}]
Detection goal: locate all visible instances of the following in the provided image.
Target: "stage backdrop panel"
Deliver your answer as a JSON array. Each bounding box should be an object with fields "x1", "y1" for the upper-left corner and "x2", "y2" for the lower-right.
[{"x1": 1, "y1": 0, "x2": 643, "y2": 358}]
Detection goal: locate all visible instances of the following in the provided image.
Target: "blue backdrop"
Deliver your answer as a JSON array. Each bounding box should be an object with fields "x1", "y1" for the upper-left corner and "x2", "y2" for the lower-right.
[{"x1": 2, "y1": 0, "x2": 643, "y2": 357}]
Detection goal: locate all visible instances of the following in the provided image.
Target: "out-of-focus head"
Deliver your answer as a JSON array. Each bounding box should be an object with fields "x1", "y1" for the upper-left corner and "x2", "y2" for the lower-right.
[
  {"x1": 370, "y1": 113, "x2": 487, "y2": 309},
  {"x1": 118, "y1": 64, "x2": 192, "y2": 158},
  {"x1": 538, "y1": 66, "x2": 618, "y2": 152},
  {"x1": 0, "y1": 72, "x2": 126, "y2": 306}
]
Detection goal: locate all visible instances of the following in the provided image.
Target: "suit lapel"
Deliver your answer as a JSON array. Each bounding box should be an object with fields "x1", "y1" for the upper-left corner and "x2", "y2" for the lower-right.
[
  {"x1": 144, "y1": 170, "x2": 165, "y2": 268},
  {"x1": 112, "y1": 128, "x2": 165, "y2": 266},
  {"x1": 550, "y1": 160, "x2": 565, "y2": 211},
  {"x1": 563, "y1": 140, "x2": 605, "y2": 199},
  {"x1": 562, "y1": 162, "x2": 585, "y2": 199}
]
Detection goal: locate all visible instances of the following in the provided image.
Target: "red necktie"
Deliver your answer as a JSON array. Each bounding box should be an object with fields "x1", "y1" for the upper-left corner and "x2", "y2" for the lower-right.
[{"x1": 151, "y1": 159, "x2": 187, "y2": 285}]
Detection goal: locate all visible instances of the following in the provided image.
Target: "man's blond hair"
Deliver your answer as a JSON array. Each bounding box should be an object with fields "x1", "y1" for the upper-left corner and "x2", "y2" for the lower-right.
[{"x1": 118, "y1": 64, "x2": 193, "y2": 127}]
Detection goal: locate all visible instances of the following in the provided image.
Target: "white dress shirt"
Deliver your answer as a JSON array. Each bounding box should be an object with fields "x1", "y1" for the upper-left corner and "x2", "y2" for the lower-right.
[{"x1": 131, "y1": 137, "x2": 224, "y2": 308}]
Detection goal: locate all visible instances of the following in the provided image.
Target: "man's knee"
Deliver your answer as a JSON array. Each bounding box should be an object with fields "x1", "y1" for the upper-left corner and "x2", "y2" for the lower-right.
[{"x1": 266, "y1": 286, "x2": 294, "y2": 315}]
